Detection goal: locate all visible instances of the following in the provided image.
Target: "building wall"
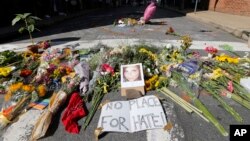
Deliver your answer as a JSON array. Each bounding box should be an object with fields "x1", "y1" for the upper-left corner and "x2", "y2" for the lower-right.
[{"x1": 209, "y1": 0, "x2": 250, "y2": 16}]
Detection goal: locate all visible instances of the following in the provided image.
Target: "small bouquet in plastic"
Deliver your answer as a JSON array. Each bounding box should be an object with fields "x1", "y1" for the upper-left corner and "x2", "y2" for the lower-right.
[
  {"x1": 31, "y1": 72, "x2": 81, "y2": 140},
  {"x1": 0, "y1": 82, "x2": 36, "y2": 129}
]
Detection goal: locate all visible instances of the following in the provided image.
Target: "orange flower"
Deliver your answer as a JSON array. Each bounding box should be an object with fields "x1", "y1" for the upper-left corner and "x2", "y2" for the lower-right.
[
  {"x1": 9, "y1": 82, "x2": 23, "y2": 92},
  {"x1": 65, "y1": 66, "x2": 73, "y2": 75},
  {"x1": 37, "y1": 85, "x2": 46, "y2": 97},
  {"x1": 22, "y1": 85, "x2": 35, "y2": 93}
]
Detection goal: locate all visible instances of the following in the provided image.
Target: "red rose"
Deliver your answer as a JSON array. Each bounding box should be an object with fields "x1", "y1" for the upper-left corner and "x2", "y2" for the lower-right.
[
  {"x1": 101, "y1": 64, "x2": 114, "y2": 75},
  {"x1": 20, "y1": 69, "x2": 33, "y2": 77},
  {"x1": 205, "y1": 46, "x2": 218, "y2": 54}
]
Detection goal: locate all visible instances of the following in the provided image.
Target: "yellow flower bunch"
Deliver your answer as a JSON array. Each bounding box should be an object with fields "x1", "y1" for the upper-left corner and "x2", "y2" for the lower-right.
[
  {"x1": 139, "y1": 48, "x2": 157, "y2": 61},
  {"x1": 170, "y1": 50, "x2": 183, "y2": 63},
  {"x1": 22, "y1": 84, "x2": 35, "y2": 93},
  {"x1": 61, "y1": 73, "x2": 76, "y2": 83},
  {"x1": 211, "y1": 68, "x2": 223, "y2": 79},
  {"x1": 180, "y1": 35, "x2": 192, "y2": 50},
  {"x1": 0, "y1": 67, "x2": 15, "y2": 77},
  {"x1": 9, "y1": 82, "x2": 23, "y2": 92},
  {"x1": 37, "y1": 84, "x2": 47, "y2": 97},
  {"x1": 215, "y1": 54, "x2": 239, "y2": 64},
  {"x1": 145, "y1": 75, "x2": 159, "y2": 91}
]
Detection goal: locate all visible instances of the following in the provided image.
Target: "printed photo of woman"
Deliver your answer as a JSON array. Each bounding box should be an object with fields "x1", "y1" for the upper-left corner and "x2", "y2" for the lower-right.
[{"x1": 123, "y1": 64, "x2": 142, "y2": 82}]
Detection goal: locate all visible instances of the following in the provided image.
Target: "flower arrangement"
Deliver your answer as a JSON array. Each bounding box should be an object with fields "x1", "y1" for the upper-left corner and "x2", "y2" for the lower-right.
[
  {"x1": 83, "y1": 64, "x2": 119, "y2": 130},
  {"x1": 205, "y1": 46, "x2": 218, "y2": 58},
  {"x1": 31, "y1": 73, "x2": 81, "y2": 140}
]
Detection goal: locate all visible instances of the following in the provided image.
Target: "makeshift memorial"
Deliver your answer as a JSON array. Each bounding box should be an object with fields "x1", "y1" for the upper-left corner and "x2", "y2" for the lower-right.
[{"x1": 1, "y1": 33, "x2": 250, "y2": 140}]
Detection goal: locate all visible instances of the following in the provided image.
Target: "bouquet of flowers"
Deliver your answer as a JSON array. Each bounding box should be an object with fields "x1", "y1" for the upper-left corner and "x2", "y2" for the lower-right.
[
  {"x1": 170, "y1": 71, "x2": 228, "y2": 136},
  {"x1": 205, "y1": 46, "x2": 218, "y2": 58},
  {"x1": 31, "y1": 72, "x2": 81, "y2": 140},
  {"x1": 82, "y1": 63, "x2": 119, "y2": 130},
  {"x1": 0, "y1": 82, "x2": 35, "y2": 129}
]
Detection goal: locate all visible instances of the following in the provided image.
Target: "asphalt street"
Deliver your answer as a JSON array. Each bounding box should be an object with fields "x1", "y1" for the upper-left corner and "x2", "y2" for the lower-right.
[
  {"x1": 0, "y1": 5, "x2": 250, "y2": 141},
  {"x1": 7, "y1": 6, "x2": 245, "y2": 44}
]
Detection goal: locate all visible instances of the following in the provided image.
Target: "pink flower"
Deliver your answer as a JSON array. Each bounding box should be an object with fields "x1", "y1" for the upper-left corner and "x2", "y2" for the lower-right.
[
  {"x1": 227, "y1": 81, "x2": 234, "y2": 93},
  {"x1": 101, "y1": 64, "x2": 114, "y2": 75},
  {"x1": 205, "y1": 46, "x2": 218, "y2": 54}
]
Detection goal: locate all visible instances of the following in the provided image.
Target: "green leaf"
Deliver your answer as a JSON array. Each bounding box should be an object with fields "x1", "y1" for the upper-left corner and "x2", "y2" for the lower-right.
[
  {"x1": 30, "y1": 16, "x2": 41, "y2": 20},
  {"x1": 15, "y1": 14, "x2": 23, "y2": 18},
  {"x1": 12, "y1": 17, "x2": 21, "y2": 26},
  {"x1": 18, "y1": 27, "x2": 25, "y2": 33},
  {"x1": 27, "y1": 17, "x2": 35, "y2": 24},
  {"x1": 23, "y1": 13, "x2": 31, "y2": 18},
  {"x1": 27, "y1": 25, "x2": 34, "y2": 32}
]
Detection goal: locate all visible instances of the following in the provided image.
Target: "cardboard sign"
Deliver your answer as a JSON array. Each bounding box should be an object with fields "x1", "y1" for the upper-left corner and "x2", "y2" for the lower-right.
[{"x1": 97, "y1": 95, "x2": 167, "y2": 132}]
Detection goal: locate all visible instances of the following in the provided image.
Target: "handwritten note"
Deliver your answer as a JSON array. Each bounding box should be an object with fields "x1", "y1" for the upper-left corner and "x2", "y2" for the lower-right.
[{"x1": 97, "y1": 95, "x2": 167, "y2": 132}]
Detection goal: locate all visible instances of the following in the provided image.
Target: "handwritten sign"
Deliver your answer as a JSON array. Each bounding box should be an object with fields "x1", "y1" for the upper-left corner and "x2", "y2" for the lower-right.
[{"x1": 97, "y1": 95, "x2": 167, "y2": 132}]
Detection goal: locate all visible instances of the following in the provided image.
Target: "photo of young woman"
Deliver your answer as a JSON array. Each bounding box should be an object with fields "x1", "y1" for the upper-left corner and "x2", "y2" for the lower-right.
[
  {"x1": 123, "y1": 64, "x2": 142, "y2": 82},
  {"x1": 120, "y1": 63, "x2": 145, "y2": 95}
]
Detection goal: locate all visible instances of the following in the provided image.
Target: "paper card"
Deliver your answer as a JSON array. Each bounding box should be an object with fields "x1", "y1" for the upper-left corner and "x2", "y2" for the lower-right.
[
  {"x1": 97, "y1": 95, "x2": 167, "y2": 133},
  {"x1": 120, "y1": 63, "x2": 145, "y2": 88}
]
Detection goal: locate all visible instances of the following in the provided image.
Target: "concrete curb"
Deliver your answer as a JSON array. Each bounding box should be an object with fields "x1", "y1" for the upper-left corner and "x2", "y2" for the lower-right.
[
  {"x1": 186, "y1": 13, "x2": 250, "y2": 42},
  {"x1": 1, "y1": 39, "x2": 250, "y2": 52}
]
